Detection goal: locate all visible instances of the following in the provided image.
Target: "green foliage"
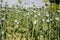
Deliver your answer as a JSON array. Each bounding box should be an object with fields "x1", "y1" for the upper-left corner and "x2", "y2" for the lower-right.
[
  {"x1": 49, "y1": 3, "x2": 59, "y2": 12},
  {"x1": 43, "y1": 0, "x2": 49, "y2": 2},
  {"x1": 18, "y1": 0, "x2": 23, "y2": 3},
  {"x1": 0, "y1": 3, "x2": 60, "y2": 40}
]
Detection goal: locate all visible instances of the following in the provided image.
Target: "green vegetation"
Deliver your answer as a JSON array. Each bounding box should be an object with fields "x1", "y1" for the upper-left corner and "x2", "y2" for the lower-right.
[
  {"x1": 0, "y1": 0, "x2": 60, "y2": 40},
  {"x1": 18, "y1": 0, "x2": 23, "y2": 3}
]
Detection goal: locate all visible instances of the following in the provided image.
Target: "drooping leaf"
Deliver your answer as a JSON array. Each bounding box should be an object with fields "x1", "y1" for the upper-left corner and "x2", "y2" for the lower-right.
[{"x1": 18, "y1": 0, "x2": 23, "y2": 3}]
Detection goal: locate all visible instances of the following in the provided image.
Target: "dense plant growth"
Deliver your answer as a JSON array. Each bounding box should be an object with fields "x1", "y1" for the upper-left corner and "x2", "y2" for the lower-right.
[{"x1": 0, "y1": 1, "x2": 60, "y2": 40}]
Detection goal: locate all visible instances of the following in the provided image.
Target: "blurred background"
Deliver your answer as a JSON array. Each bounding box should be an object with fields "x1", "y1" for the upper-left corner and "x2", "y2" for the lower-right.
[
  {"x1": 1, "y1": 0, "x2": 50, "y2": 8},
  {"x1": 0, "y1": 0, "x2": 60, "y2": 40}
]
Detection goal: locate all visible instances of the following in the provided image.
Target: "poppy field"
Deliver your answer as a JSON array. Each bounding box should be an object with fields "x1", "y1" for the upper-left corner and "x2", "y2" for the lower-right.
[{"x1": 0, "y1": 3, "x2": 60, "y2": 40}]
